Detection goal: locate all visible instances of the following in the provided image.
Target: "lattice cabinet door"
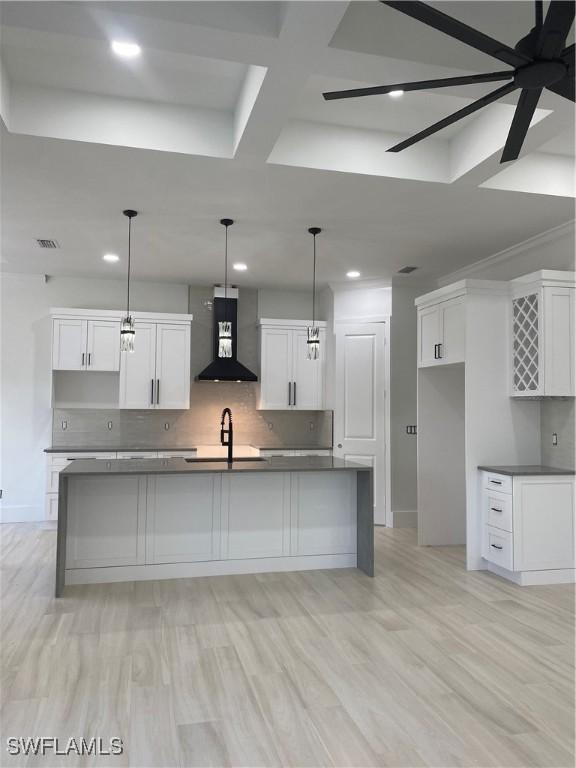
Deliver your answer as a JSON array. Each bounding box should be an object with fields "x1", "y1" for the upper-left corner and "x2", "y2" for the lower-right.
[{"x1": 512, "y1": 292, "x2": 542, "y2": 396}]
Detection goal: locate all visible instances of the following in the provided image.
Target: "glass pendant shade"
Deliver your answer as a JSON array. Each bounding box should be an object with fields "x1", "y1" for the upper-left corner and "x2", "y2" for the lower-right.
[
  {"x1": 307, "y1": 325, "x2": 320, "y2": 360},
  {"x1": 218, "y1": 321, "x2": 233, "y2": 358},
  {"x1": 120, "y1": 315, "x2": 135, "y2": 353}
]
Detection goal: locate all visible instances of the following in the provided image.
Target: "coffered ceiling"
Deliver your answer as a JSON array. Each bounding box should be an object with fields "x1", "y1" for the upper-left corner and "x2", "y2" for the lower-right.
[{"x1": 0, "y1": 1, "x2": 574, "y2": 288}]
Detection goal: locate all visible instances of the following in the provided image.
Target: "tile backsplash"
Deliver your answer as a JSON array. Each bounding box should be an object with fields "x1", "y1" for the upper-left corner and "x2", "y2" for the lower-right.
[
  {"x1": 540, "y1": 398, "x2": 575, "y2": 471},
  {"x1": 52, "y1": 382, "x2": 332, "y2": 449}
]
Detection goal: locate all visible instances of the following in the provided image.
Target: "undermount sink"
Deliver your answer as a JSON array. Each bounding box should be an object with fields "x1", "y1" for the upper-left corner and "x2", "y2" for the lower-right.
[{"x1": 185, "y1": 457, "x2": 268, "y2": 463}]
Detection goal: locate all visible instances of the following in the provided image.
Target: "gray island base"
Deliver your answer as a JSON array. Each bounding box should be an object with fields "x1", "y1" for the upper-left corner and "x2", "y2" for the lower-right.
[{"x1": 56, "y1": 456, "x2": 374, "y2": 596}]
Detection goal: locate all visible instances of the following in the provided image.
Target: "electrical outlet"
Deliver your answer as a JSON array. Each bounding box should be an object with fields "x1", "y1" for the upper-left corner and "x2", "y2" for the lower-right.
[
  {"x1": 107, "y1": 421, "x2": 113, "y2": 431},
  {"x1": 164, "y1": 423, "x2": 170, "y2": 431},
  {"x1": 309, "y1": 421, "x2": 315, "y2": 431},
  {"x1": 267, "y1": 422, "x2": 273, "y2": 430},
  {"x1": 61, "y1": 420, "x2": 67, "y2": 430},
  {"x1": 406, "y1": 425, "x2": 417, "y2": 435},
  {"x1": 552, "y1": 432, "x2": 558, "y2": 446}
]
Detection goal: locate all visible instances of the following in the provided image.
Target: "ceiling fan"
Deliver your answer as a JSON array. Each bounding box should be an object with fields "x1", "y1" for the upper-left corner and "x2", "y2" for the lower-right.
[{"x1": 323, "y1": 1, "x2": 574, "y2": 162}]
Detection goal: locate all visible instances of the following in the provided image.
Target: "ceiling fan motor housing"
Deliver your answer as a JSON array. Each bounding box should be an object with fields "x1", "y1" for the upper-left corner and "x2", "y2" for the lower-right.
[{"x1": 514, "y1": 59, "x2": 567, "y2": 88}]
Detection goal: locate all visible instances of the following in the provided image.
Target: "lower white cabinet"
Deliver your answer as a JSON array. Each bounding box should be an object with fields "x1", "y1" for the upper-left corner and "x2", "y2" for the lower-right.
[
  {"x1": 146, "y1": 475, "x2": 220, "y2": 564},
  {"x1": 482, "y1": 471, "x2": 575, "y2": 583},
  {"x1": 291, "y1": 471, "x2": 356, "y2": 556},
  {"x1": 65, "y1": 470, "x2": 358, "y2": 576},
  {"x1": 66, "y1": 475, "x2": 146, "y2": 568}
]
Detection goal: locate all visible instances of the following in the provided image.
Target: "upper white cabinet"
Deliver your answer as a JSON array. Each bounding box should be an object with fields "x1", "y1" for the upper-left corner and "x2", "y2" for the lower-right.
[
  {"x1": 120, "y1": 321, "x2": 191, "y2": 409},
  {"x1": 50, "y1": 308, "x2": 193, "y2": 409},
  {"x1": 258, "y1": 320, "x2": 326, "y2": 410},
  {"x1": 52, "y1": 317, "x2": 120, "y2": 371},
  {"x1": 510, "y1": 271, "x2": 575, "y2": 397},
  {"x1": 417, "y1": 296, "x2": 465, "y2": 367}
]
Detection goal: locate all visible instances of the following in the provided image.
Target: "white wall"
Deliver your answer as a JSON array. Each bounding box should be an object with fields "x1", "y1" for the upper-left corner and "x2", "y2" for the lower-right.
[
  {"x1": 0, "y1": 273, "x2": 189, "y2": 522},
  {"x1": 257, "y1": 288, "x2": 318, "y2": 321}
]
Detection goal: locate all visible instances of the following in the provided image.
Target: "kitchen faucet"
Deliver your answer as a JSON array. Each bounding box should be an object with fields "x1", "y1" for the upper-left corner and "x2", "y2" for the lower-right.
[{"x1": 220, "y1": 408, "x2": 233, "y2": 464}]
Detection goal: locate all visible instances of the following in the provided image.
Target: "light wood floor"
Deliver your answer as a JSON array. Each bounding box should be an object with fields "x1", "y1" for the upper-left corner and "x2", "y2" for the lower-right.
[{"x1": 1, "y1": 523, "x2": 574, "y2": 768}]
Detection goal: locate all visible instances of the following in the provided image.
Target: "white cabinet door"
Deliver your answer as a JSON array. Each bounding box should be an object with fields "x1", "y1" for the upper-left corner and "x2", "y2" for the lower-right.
[
  {"x1": 86, "y1": 320, "x2": 120, "y2": 372},
  {"x1": 544, "y1": 287, "x2": 575, "y2": 396},
  {"x1": 417, "y1": 307, "x2": 440, "y2": 367},
  {"x1": 155, "y1": 323, "x2": 191, "y2": 409},
  {"x1": 514, "y1": 478, "x2": 575, "y2": 571},
  {"x1": 292, "y1": 328, "x2": 325, "y2": 410},
  {"x1": 119, "y1": 322, "x2": 157, "y2": 409},
  {"x1": 52, "y1": 319, "x2": 87, "y2": 370},
  {"x1": 259, "y1": 327, "x2": 293, "y2": 409},
  {"x1": 146, "y1": 475, "x2": 219, "y2": 564},
  {"x1": 291, "y1": 471, "x2": 356, "y2": 556},
  {"x1": 221, "y1": 473, "x2": 290, "y2": 559},
  {"x1": 66, "y1": 475, "x2": 146, "y2": 568},
  {"x1": 439, "y1": 298, "x2": 465, "y2": 364}
]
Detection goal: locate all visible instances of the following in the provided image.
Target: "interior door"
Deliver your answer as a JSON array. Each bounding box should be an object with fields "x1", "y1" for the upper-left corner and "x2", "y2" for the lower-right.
[
  {"x1": 292, "y1": 328, "x2": 324, "y2": 410},
  {"x1": 52, "y1": 319, "x2": 87, "y2": 370},
  {"x1": 260, "y1": 327, "x2": 293, "y2": 409},
  {"x1": 418, "y1": 306, "x2": 440, "y2": 367},
  {"x1": 155, "y1": 323, "x2": 191, "y2": 409},
  {"x1": 86, "y1": 320, "x2": 121, "y2": 371},
  {"x1": 334, "y1": 323, "x2": 386, "y2": 525},
  {"x1": 119, "y1": 321, "x2": 157, "y2": 409}
]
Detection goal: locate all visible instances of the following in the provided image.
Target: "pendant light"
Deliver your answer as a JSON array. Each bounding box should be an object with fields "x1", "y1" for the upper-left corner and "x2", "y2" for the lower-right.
[
  {"x1": 120, "y1": 209, "x2": 138, "y2": 353},
  {"x1": 218, "y1": 218, "x2": 233, "y2": 358},
  {"x1": 307, "y1": 226, "x2": 321, "y2": 360}
]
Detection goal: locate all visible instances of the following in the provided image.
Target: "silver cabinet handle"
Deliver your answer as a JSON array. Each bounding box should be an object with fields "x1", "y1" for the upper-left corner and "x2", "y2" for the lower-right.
[
  {"x1": 156, "y1": 379, "x2": 160, "y2": 405},
  {"x1": 81, "y1": 352, "x2": 85, "y2": 367},
  {"x1": 151, "y1": 379, "x2": 155, "y2": 405},
  {"x1": 288, "y1": 382, "x2": 292, "y2": 406}
]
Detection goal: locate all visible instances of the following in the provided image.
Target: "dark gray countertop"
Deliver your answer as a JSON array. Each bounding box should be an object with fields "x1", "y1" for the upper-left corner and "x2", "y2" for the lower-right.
[
  {"x1": 46, "y1": 445, "x2": 332, "y2": 453},
  {"x1": 61, "y1": 456, "x2": 367, "y2": 476},
  {"x1": 479, "y1": 465, "x2": 575, "y2": 476}
]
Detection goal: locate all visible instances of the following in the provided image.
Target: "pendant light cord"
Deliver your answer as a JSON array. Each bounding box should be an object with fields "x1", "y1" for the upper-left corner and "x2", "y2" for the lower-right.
[
  {"x1": 224, "y1": 223, "x2": 228, "y2": 301},
  {"x1": 126, "y1": 215, "x2": 132, "y2": 316},
  {"x1": 312, "y1": 232, "x2": 316, "y2": 327}
]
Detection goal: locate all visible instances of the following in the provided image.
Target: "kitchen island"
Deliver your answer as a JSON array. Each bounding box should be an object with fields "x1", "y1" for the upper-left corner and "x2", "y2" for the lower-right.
[{"x1": 55, "y1": 456, "x2": 373, "y2": 596}]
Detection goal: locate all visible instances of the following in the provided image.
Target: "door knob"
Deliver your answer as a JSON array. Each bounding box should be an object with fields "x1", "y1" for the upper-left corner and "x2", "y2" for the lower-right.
[{"x1": 337, "y1": 443, "x2": 343, "y2": 448}]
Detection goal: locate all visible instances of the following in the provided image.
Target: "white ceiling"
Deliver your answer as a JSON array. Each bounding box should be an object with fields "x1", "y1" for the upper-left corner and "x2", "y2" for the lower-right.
[{"x1": 0, "y1": 1, "x2": 574, "y2": 289}]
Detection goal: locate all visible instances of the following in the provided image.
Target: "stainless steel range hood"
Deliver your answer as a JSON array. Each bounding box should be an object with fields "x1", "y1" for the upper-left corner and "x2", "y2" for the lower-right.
[{"x1": 196, "y1": 287, "x2": 258, "y2": 382}]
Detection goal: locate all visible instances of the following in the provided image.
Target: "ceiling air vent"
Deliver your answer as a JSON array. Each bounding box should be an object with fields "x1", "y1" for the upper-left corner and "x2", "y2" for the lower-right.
[
  {"x1": 36, "y1": 239, "x2": 59, "y2": 249},
  {"x1": 397, "y1": 265, "x2": 418, "y2": 274}
]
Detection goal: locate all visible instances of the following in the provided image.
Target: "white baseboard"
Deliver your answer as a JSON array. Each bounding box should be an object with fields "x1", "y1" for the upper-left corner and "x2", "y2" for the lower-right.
[
  {"x1": 0, "y1": 504, "x2": 44, "y2": 523},
  {"x1": 393, "y1": 509, "x2": 417, "y2": 528},
  {"x1": 486, "y1": 561, "x2": 575, "y2": 585},
  {"x1": 65, "y1": 553, "x2": 358, "y2": 586}
]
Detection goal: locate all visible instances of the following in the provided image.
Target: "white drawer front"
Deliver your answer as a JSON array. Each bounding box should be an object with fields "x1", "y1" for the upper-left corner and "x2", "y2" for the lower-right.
[
  {"x1": 484, "y1": 491, "x2": 513, "y2": 532},
  {"x1": 116, "y1": 451, "x2": 158, "y2": 459},
  {"x1": 50, "y1": 452, "x2": 117, "y2": 460},
  {"x1": 484, "y1": 472, "x2": 512, "y2": 495},
  {"x1": 484, "y1": 526, "x2": 513, "y2": 570},
  {"x1": 156, "y1": 451, "x2": 197, "y2": 459}
]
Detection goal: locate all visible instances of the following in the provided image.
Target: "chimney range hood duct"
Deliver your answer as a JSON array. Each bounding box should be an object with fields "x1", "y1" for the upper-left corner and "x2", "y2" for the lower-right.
[{"x1": 196, "y1": 287, "x2": 258, "y2": 382}]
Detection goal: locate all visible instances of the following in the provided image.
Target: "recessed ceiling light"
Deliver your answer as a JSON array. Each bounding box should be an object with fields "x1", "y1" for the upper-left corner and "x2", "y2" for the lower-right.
[
  {"x1": 103, "y1": 253, "x2": 120, "y2": 263},
  {"x1": 346, "y1": 270, "x2": 361, "y2": 279},
  {"x1": 233, "y1": 262, "x2": 248, "y2": 271},
  {"x1": 111, "y1": 41, "x2": 141, "y2": 59},
  {"x1": 389, "y1": 90, "x2": 404, "y2": 98}
]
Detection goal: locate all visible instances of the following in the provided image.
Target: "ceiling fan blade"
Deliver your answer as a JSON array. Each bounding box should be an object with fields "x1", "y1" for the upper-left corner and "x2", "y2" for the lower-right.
[
  {"x1": 501, "y1": 88, "x2": 542, "y2": 163},
  {"x1": 536, "y1": 1, "x2": 575, "y2": 58},
  {"x1": 387, "y1": 82, "x2": 517, "y2": 153},
  {"x1": 323, "y1": 71, "x2": 514, "y2": 101},
  {"x1": 547, "y1": 76, "x2": 575, "y2": 102},
  {"x1": 381, "y1": 1, "x2": 532, "y2": 68}
]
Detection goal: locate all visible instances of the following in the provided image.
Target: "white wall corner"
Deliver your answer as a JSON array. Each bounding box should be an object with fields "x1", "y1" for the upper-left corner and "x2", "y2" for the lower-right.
[{"x1": 0, "y1": 55, "x2": 11, "y2": 128}]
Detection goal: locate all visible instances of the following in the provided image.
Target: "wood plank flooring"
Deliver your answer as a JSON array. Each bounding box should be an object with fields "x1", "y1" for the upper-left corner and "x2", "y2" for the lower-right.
[{"x1": 1, "y1": 523, "x2": 574, "y2": 767}]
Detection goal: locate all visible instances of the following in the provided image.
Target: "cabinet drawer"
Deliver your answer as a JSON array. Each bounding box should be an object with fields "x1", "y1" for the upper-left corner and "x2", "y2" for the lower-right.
[
  {"x1": 116, "y1": 451, "x2": 158, "y2": 459},
  {"x1": 483, "y1": 526, "x2": 513, "y2": 570},
  {"x1": 156, "y1": 451, "x2": 197, "y2": 459},
  {"x1": 484, "y1": 472, "x2": 512, "y2": 495},
  {"x1": 484, "y1": 491, "x2": 513, "y2": 532}
]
